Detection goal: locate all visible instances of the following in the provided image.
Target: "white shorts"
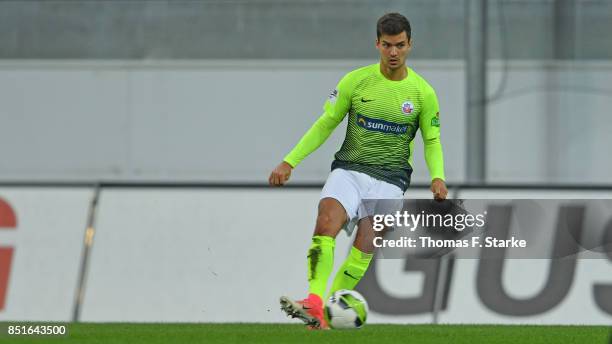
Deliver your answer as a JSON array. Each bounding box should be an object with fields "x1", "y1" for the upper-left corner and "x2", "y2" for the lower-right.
[{"x1": 320, "y1": 168, "x2": 404, "y2": 235}]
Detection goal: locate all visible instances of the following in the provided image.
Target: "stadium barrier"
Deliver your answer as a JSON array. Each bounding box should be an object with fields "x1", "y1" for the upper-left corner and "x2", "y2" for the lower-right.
[{"x1": 0, "y1": 183, "x2": 611, "y2": 325}]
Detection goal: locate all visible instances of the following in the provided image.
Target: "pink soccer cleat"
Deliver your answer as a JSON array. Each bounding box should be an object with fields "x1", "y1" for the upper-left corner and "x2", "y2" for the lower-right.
[{"x1": 280, "y1": 294, "x2": 329, "y2": 330}]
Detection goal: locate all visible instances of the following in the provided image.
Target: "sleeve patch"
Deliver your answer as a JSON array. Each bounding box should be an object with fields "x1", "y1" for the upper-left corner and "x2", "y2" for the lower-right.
[{"x1": 328, "y1": 89, "x2": 338, "y2": 104}]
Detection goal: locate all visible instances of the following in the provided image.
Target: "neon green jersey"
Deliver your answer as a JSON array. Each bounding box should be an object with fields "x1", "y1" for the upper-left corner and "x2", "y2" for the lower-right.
[{"x1": 284, "y1": 63, "x2": 445, "y2": 191}]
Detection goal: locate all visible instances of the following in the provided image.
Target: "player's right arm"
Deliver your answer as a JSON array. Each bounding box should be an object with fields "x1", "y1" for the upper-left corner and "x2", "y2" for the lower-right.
[{"x1": 268, "y1": 74, "x2": 355, "y2": 186}]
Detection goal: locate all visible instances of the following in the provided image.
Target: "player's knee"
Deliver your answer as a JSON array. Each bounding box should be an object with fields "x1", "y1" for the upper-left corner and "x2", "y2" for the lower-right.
[
  {"x1": 314, "y1": 213, "x2": 341, "y2": 237},
  {"x1": 353, "y1": 239, "x2": 375, "y2": 254}
]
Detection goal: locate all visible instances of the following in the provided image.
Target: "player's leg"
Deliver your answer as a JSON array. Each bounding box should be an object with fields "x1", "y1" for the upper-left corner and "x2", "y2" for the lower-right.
[
  {"x1": 307, "y1": 197, "x2": 347, "y2": 298},
  {"x1": 329, "y1": 177, "x2": 403, "y2": 295},
  {"x1": 280, "y1": 198, "x2": 346, "y2": 329},
  {"x1": 328, "y1": 217, "x2": 376, "y2": 294},
  {"x1": 281, "y1": 169, "x2": 361, "y2": 329}
]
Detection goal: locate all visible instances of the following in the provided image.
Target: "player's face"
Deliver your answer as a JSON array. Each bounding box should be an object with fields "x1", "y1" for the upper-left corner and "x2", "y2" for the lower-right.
[{"x1": 376, "y1": 32, "x2": 411, "y2": 70}]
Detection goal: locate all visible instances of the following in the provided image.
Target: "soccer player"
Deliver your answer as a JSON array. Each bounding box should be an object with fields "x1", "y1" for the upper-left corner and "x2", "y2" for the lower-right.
[{"x1": 268, "y1": 13, "x2": 447, "y2": 329}]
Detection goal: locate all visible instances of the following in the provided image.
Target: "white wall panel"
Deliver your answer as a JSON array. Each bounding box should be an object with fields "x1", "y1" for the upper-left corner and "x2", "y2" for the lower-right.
[{"x1": 6, "y1": 60, "x2": 610, "y2": 184}]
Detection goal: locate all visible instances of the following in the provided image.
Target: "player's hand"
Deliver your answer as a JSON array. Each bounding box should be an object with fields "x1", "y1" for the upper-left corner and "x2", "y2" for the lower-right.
[
  {"x1": 268, "y1": 161, "x2": 293, "y2": 186},
  {"x1": 430, "y1": 178, "x2": 448, "y2": 201}
]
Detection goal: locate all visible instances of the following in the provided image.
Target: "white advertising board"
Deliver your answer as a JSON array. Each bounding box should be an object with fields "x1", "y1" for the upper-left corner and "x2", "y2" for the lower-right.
[
  {"x1": 0, "y1": 188, "x2": 93, "y2": 321},
  {"x1": 1, "y1": 187, "x2": 611, "y2": 325}
]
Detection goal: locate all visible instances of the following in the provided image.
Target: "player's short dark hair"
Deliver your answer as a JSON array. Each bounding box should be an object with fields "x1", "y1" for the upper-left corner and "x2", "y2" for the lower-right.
[{"x1": 376, "y1": 13, "x2": 411, "y2": 40}]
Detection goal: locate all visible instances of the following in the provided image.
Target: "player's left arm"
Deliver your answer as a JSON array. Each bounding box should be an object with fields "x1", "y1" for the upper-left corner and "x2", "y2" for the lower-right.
[{"x1": 419, "y1": 87, "x2": 448, "y2": 200}]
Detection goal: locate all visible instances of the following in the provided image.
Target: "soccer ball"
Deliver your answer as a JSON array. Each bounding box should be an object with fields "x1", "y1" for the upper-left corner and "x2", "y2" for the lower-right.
[{"x1": 325, "y1": 289, "x2": 369, "y2": 329}]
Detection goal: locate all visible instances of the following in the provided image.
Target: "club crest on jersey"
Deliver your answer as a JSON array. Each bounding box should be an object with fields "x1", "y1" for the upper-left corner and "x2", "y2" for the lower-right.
[{"x1": 401, "y1": 101, "x2": 414, "y2": 115}]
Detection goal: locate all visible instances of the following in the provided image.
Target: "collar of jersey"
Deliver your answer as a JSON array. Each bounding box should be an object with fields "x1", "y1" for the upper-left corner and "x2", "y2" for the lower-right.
[{"x1": 376, "y1": 63, "x2": 412, "y2": 83}]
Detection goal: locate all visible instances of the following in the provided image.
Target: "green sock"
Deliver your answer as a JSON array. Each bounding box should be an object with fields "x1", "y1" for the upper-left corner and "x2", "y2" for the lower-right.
[
  {"x1": 329, "y1": 246, "x2": 373, "y2": 296},
  {"x1": 307, "y1": 235, "x2": 335, "y2": 299}
]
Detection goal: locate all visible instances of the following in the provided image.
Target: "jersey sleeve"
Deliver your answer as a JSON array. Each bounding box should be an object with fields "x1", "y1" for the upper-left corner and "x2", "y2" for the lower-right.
[
  {"x1": 419, "y1": 87, "x2": 446, "y2": 181},
  {"x1": 283, "y1": 73, "x2": 355, "y2": 167}
]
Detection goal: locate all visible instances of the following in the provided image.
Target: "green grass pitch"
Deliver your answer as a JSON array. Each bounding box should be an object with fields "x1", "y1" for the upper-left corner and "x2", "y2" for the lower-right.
[{"x1": 0, "y1": 323, "x2": 609, "y2": 344}]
